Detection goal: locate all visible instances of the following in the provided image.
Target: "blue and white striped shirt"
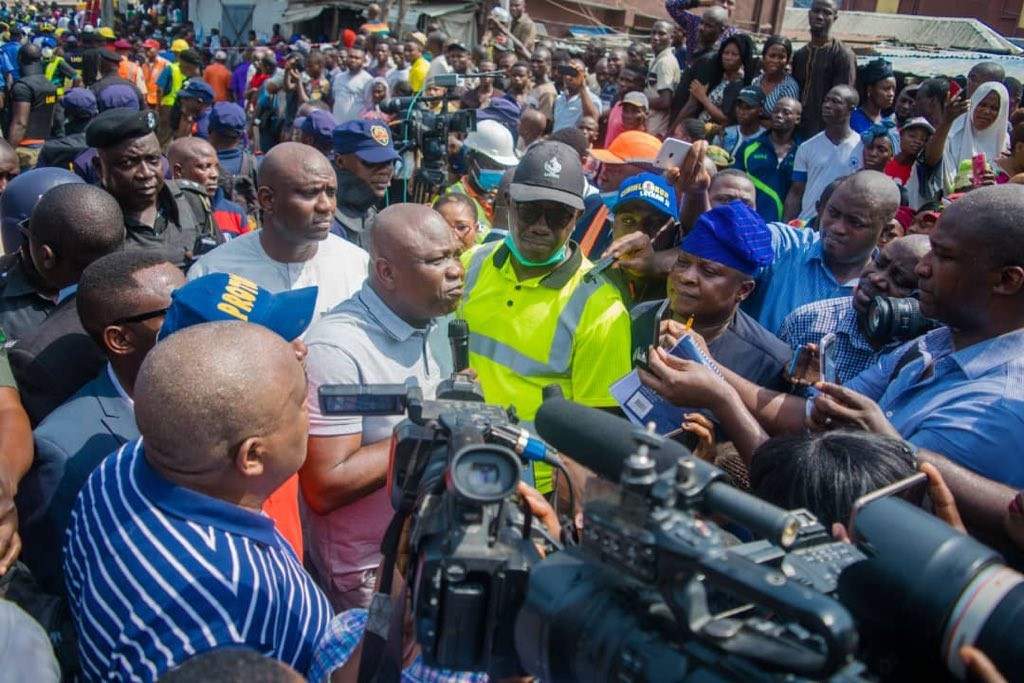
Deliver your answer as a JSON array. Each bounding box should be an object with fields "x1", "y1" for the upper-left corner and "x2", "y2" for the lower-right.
[{"x1": 63, "y1": 439, "x2": 332, "y2": 681}]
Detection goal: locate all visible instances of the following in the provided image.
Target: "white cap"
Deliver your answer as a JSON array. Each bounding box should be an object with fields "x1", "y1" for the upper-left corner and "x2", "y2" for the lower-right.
[
  {"x1": 214, "y1": 50, "x2": 227, "y2": 61},
  {"x1": 41, "y1": 46, "x2": 53, "y2": 59},
  {"x1": 82, "y1": 24, "x2": 94, "y2": 33},
  {"x1": 463, "y1": 120, "x2": 518, "y2": 167},
  {"x1": 490, "y1": 6, "x2": 511, "y2": 23}
]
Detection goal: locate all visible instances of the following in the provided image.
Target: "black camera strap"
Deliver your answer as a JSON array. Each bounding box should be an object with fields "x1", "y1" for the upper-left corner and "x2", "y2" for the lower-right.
[{"x1": 357, "y1": 510, "x2": 409, "y2": 683}]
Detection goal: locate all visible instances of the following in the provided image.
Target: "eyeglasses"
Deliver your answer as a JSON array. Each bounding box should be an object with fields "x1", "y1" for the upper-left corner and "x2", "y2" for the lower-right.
[
  {"x1": 111, "y1": 307, "x2": 169, "y2": 326},
  {"x1": 514, "y1": 201, "x2": 576, "y2": 229}
]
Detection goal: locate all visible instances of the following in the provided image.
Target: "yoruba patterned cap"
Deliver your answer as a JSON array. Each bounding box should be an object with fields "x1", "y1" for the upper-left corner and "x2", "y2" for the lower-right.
[{"x1": 681, "y1": 200, "x2": 773, "y2": 276}]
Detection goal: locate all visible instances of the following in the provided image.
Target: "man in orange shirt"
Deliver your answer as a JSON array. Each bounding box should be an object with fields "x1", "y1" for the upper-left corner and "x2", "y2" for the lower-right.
[
  {"x1": 114, "y1": 38, "x2": 148, "y2": 101},
  {"x1": 203, "y1": 50, "x2": 232, "y2": 102},
  {"x1": 140, "y1": 38, "x2": 168, "y2": 108}
]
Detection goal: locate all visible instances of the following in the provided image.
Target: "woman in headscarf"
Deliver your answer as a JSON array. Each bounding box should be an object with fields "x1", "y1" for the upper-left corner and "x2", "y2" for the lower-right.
[
  {"x1": 860, "y1": 120, "x2": 900, "y2": 173},
  {"x1": 920, "y1": 80, "x2": 1009, "y2": 198},
  {"x1": 851, "y1": 58, "x2": 896, "y2": 133},
  {"x1": 359, "y1": 76, "x2": 392, "y2": 122}
]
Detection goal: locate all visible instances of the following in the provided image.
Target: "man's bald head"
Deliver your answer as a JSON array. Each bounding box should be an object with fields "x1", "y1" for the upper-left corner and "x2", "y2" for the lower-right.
[
  {"x1": 258, "y1": 141, "x2": 333, "y2": 191},
  {"x1": 370, "y1": 203, "x2": 453, "y2": 262},
  {"x1": 891, "y1": 233, "x2": 931, "y2": 261},
  {"x1": 519, "y1": 107, "x2": 549, "y2": 146},
  {"x1": 167, "y1": 136, "x2": 217, "y2": 166},
  {"x1": 841, "y1": 170, "x2": 901, "y2": 221},
  {"x1": 942, "y1": 185, "x2": 1024, "y2": 269},
  {"x1": 369, "y1": 203, "x2": 463, "y2": 322},
  {"x1": 703, "y1": 6, "x2": 728, "y2": 26},
  {"x1": 136, "y1": 321, "x2": 307, "y2": 491},
  {"x1": 30, "y1": 184, "x2": 126, "y2": 282}
]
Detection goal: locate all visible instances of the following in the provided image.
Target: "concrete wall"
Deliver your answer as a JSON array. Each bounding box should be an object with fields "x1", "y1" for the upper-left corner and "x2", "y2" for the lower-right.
[{"x1": 190, "y1": 0, "x2": 291, "y2": 42}]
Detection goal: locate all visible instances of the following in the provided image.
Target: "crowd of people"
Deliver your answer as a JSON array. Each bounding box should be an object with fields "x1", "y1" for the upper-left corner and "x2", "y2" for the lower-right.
[{"x1": 0, "y1": 0, "x2": 1021, "y2": 680}]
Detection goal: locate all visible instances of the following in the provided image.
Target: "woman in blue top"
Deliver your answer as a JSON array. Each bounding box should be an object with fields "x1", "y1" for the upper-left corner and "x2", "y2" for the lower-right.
[{"x1": 851, "y1": 58, "x2": 897, "y2": 134}]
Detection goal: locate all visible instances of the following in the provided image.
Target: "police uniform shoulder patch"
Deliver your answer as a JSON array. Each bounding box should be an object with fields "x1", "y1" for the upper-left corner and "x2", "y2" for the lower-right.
[{"x1": 175, "y1": 179, "x2": 206, "y2": 193}]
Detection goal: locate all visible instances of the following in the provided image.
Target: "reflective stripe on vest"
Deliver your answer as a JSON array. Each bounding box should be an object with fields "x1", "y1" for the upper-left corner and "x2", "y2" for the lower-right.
[
  {"x1": 742, "y1": 141, "x2": 784, "y2": 222},
  {"x1": 462, "y1": 242, "x2": 604, "y2": 377},
  {"x1": 160, "y1": 63, "x2": 185, "y2": 106},
  {"x1": 43, "y1": 57, "x2": 66, "y2": 95}
]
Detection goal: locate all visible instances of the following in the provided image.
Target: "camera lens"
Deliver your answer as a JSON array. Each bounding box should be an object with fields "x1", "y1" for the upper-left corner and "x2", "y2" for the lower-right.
[
  {"x1": 864, "y1": 296, "x2": 937, "y2": 346},
  {"x1": 449, "y1": 445, "x2": 519, "y2": 503}
]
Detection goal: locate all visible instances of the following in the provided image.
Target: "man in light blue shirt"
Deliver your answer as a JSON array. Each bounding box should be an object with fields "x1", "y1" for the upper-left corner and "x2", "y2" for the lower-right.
[
  {"x1": 552, "y1": 58, "x2": 602, "y2": 131},
  {"x1": 641, "y1": 184, "x2": 1024, "y2": 491},
  {"x1": 742, "y1": 170, "x2": 900, "y2": 334}
]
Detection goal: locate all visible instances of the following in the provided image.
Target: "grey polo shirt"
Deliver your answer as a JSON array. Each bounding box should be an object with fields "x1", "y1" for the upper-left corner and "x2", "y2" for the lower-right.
[{"x1": 302, "y1": 281, "x2": 452, "y2": 610}]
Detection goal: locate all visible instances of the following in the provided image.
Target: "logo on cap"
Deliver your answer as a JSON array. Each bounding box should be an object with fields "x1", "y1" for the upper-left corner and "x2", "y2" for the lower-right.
[
  {"x1": 146, "y1": 110, "x2": 157, "y2": 130},
  {"x1": 370, "y1": 125, "x2": 390, "y2": 146},
  {"x1": 543, "y1": 156, "x2": 562, "y2": 179}
]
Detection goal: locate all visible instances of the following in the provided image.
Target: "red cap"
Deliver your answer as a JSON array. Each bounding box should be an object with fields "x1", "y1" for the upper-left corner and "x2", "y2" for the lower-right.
[
  {"x1": 142, "y1": 38, "x2": 160, "y2": 50},
  {"x1": 113, "y1": 38, "x2": 132, "y2": 50}
]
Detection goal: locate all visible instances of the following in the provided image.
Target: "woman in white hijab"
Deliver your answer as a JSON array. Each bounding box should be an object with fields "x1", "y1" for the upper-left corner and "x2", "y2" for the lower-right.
[{"x1": 928, "y1": 81, "x2": 1010, "y2": 195}]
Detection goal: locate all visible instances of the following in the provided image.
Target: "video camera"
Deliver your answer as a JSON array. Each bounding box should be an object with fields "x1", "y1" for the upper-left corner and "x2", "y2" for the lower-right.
[
  {"x1": 318, "y1": 320, "x2": 562, "y2": 679},
  {"x1": 380, "y1": 74, "x2": 480, "y2": 202}
]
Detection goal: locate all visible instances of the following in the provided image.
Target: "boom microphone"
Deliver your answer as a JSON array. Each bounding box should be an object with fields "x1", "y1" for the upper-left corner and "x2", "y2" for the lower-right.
[
  {"x1": 449, "y1": 319, "x2": 470, "y2": 373},
  {"x1": 535, "y1": 398, "x2": 800, "y2": 547}
]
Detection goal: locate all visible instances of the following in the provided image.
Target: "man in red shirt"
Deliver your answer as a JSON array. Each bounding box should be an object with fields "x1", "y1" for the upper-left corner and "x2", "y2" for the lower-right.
[
  {"x1": 203, "y1": 50, "x2": 233, "y2": 102},
  {"x1": 884, "y1": 116, "x2": 933, "y2": 187}
]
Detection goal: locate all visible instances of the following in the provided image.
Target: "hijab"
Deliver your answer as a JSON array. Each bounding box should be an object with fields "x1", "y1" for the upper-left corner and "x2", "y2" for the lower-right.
[
  {"x1": 360, "y1": 76, "x2": 390, "y2": 119},
  {"x1": 942, "y1": 81, "x2": 1009, "y2": 192}
]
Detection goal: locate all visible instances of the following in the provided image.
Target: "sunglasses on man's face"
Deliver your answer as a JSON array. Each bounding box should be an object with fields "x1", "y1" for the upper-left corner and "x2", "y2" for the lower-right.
[
  {"x1": 515, "y1": 201, "x2": 576, "y2": 229},
  {"x1": 111, "y1": 307, "x2": 169, "y2": 326}
]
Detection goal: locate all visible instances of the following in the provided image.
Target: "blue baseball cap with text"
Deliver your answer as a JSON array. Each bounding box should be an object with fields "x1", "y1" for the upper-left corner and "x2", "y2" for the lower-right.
[{"x1": 158, "y1": 273, "x2": 318, "y2": 342}]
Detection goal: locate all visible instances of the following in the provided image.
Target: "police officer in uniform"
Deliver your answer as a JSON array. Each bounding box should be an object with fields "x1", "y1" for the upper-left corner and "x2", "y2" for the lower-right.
[
  {"x1": 0, "y1": 167, "x2": 85, "y2": 342},
  {"x1": 86, "y1": 108, "x2": 223, "y2": 269},
  {"x1": 7, "y1": 43, "x2": 58, "y2": 169},
  {"x1": 331, "y1": 120, "x2": 399, "y2": 250}
]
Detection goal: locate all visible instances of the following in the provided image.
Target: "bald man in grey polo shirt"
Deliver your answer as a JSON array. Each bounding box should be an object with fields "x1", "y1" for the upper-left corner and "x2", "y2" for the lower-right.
[{"x1": 299, "y1": 203, "x2": 465, "y2": 610}]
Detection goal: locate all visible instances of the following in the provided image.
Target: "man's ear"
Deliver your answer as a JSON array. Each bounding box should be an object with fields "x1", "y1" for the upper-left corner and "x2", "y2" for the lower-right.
[
  {"x1": 234, "y1": 437, "x2": 266, "y2": 478},
  {"x1": 102, "y1": 324, "x2": 135, "y2": 357},
  {"x1": 38, "y1": 243, "x2": 57, "y2": 272},
  {"x1": 91, "y1": 153, "x2": 104, "y2": 183},
  {"x1": 171, "y1": 162, "x2": 183, "y2": 180},
  {"x1": 735, "y1": 278, "x2": 755, "y2": 303},
  {"x1": 257, "y1": 185, "x2": 273, "y2": 213},
  {"x1": 374, "y1": 256, "x2": 396, "y2": 291},
  {"x1": 995, "y1": 265, "x2": 1024, "y2": 297}
]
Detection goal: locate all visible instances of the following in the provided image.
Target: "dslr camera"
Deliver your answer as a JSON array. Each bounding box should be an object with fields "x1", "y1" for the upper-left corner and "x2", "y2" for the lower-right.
[{"x1": 862, "y1": 294, "x2": 938, "y2": 346}]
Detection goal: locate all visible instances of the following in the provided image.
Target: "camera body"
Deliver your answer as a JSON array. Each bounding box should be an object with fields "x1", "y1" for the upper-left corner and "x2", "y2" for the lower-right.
[{"x1": 318, "y1": 380, "x2": 543, "y2": 678}]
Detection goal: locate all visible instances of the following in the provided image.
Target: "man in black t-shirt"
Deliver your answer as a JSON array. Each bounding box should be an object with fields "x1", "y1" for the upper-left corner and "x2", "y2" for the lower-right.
[{"x1": 8, "y1": 44, "x2": 58, "y2": 169}]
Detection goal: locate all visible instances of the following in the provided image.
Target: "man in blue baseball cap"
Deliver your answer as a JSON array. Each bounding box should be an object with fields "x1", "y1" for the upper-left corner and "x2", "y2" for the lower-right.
[
  {"x1": 299, "y1": 109, "x2": 337, "y2": 155},
  {"x1": 634, "y1": 200, "x2": 792, "y2": 393},
  {"x1": 36, "y1": 88, "x2": 95, "y2": 169},
  {"x1": 331, "y1": 119, "x2": 399, "y2": 249},
  {"x1": 207, "y1": 101, "x2": 259, "y2": 226},
  {"x1": 173, "y1": 78, "x2": 214, "y2": 139}
]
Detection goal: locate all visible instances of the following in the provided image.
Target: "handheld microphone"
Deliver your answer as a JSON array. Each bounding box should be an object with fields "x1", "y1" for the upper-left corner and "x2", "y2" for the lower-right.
[
  {"x1": 449, "y1": 319, "x2": 470, "y2": 373},
  {"x1": 535, "y1": 398, "x2": 799, "y2": 547}
]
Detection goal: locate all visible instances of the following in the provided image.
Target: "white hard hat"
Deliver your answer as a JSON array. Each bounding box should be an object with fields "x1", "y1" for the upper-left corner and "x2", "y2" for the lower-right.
[{"x1": 463, "y1": 120, "x2": 518, "y2": 167}]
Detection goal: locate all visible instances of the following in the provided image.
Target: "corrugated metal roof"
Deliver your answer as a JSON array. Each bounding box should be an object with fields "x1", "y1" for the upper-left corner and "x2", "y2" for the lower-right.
[
  {"x1": 858, "y1": 47, "x2": 1024, "y2": 81},
  {"x1": 783, "y1": 8, "x2": 1022, "y2": 55}
]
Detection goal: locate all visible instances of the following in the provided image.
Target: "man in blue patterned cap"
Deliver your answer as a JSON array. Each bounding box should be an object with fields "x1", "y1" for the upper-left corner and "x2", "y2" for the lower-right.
[
  {"x1": 174, "y1": 78, "x2": 215, "y2": 139},
  {"x1": 332, "y1": 119, "x2": 399, "y2": 250},
  {"x1": 634, "y1": 200, "x2": 791, "y2": 391}
]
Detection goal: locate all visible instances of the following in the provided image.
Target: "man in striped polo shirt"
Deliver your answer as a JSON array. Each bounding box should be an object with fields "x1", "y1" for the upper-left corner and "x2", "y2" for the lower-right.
[{"x1": 63, "y1": 321, "x2": 332, "y2": 681}]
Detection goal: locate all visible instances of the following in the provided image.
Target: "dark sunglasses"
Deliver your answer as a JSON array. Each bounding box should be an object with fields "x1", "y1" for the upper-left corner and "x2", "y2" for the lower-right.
[
  {"x1": 111, "y1": 307, "x2": 169, "y2": 326},
  {"x1": 514, "y1": 201, "x2": 576, "y2": 229}
]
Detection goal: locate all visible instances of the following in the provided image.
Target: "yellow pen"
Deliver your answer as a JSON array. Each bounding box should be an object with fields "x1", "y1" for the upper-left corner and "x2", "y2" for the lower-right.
[{"x1": 685, "y1": 315, "x2": 694, "y2": 330}]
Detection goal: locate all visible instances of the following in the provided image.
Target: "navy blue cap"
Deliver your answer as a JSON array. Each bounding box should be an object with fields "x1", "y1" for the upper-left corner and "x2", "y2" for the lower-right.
[
  {"x1": 301, "y1": 109, "x2": 338, "y2": 146},
  {"x1": 159, "y1": 273, "x2": 318, "y2": 342},
  {"x1": 208, "y1": 101, "x2": 246, "y2": 135},
  {"x1": 96, "y1": 83, "x2": 140, "y2": 111},
  {"x1": 85, "y1": 108, "x2": 158, "y2": 147},
  {"x1": 62, "y1": 87, "x2": 97, "y2": 116},
  {"x1": 178, "y1": 79, "x2": 214, "y2": 103},
  {"x1": 614, "y1": 172, "x2": 678, "y2": 219},
  {"x1": 477, "y1": 97, "x2": 521, "y2": 139},
  {"x1": 331, "y1": 119, "x2": 399, "y2": 163}
]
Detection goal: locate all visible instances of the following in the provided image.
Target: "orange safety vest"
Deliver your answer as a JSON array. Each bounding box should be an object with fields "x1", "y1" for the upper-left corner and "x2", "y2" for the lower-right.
[{"x1": 141, "y1": 56, "x2": 168, "y2": 106}]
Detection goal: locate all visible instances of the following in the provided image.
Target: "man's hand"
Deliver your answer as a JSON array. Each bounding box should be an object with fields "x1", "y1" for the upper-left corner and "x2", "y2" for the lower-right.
[
  {"x1": 0, "y1": 489, "x2": 20, "y2": 575},
  {"x1": 672, "y1": 139, "x2": 710, "y2": 196},
  {"x1": 920, "y1": 462, "x2": 967, "y2": 533},
  {"x1": 960, "y1": 646, "x2": 1008, "y2": 683},
  {"x1": 679, "y1": 412, "x2": 716, "y2": 462},
  {"x1": 602, "y1": 231, "x2": 655, "y2": 278},
  {"x1": 657, "y1": 320, "x2": 710, "y2": 356},
  {"x1": 517, "y1": 481, "x2": 561, "y2": 555},
  {"x1": 639, "y1": 346, "x2": 728, "y2": 410},
  {"x1": 942, "y1": 90, "x2": 971, "y2": 127},
  {"x1": 808, "y1": 382, "x2": 901, "y2": 438}
]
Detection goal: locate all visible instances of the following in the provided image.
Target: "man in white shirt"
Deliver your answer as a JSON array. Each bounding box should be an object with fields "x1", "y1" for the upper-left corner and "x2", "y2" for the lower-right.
[
  {"x1": 644, "y1": 20, "x2": 680, "y2": 138},
  {"x1": 552, "y1": 58, "x2": 602, "y2": 131},
  {"x1": 332, "y1": 47, "x2": 373, "y2": 124},
  {"x1": 188, "y1": 142, "x2": 368, "y2": 326},
  {"x1": 785, "y1": 84, "x2": 863, "y2": 222},
  {"x1": 423, "y1": 31, "x2": 451, "y2": 86}
]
